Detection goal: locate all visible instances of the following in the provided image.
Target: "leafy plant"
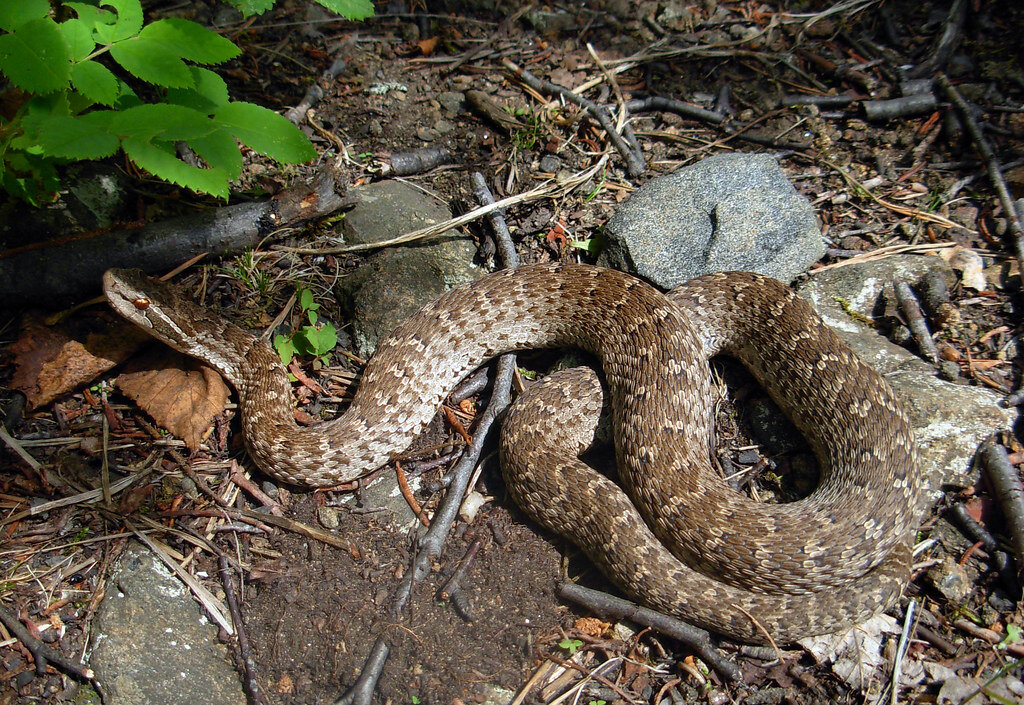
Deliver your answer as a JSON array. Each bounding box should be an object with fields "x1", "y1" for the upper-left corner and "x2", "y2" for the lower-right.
[
  {"x1": 228, "y1": 0, "x2": 374, "y2": 20},
  {"x1": 274, "y1": 286, "x2": 338, "y2": 367},
  {"x1": 225, "y1": 249, "x2": 273, "y2": 296},
  {"x1": 558, "y1": 637, "x2": 583, "y2": 655},
  {"x1": 0, "y1": 0, "x2": 318, "y2": 203}
]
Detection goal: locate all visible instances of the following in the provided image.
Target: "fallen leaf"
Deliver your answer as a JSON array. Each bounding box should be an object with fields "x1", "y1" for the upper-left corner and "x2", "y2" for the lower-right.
[
  {"x1": 115, "y1": 347, "x2": 230, "y2": 452},
  {"x1": 10, "y1": 314, "x2": 150, "y2": 409},
  {"x1": 416, "y1": 36, "x2": 438, "y2": 56}
]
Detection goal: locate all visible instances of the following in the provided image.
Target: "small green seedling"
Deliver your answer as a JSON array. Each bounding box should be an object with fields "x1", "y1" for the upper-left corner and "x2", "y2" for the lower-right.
[
  {"x1": 558, "y1": 637, "x2": 583, "y2": 655},
  {"x1": 273, "y1": 287, "x2": 338, "y2": 368}
]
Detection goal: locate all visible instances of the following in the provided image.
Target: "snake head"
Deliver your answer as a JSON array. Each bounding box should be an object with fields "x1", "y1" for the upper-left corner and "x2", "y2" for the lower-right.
[{"x1": 103, "y1": 268, "x2": 249, "y2": 380}]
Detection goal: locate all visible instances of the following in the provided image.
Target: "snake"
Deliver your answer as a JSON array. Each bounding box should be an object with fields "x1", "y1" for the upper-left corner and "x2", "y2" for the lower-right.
[{"x1": 103, "y1": 263, "x2": 920, "y2": 643}]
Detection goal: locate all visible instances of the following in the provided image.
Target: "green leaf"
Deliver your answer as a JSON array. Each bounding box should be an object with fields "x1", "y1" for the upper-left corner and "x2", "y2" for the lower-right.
[
  {"x1": 122, "y1": 136, "x2": 230, "y2": 198},
  {"x1": 166, "y1": 67, "x2": 229, "y2": 112},
  {"x1": 66, "y1": 2, "x2": 116, "y2": 29},
  {"x1": 139, "y1": 19, "x2": 240, "y2": 65},
  {"x1": 307, "y1": 309, "x2": 318, "y2": 325},
  {"x1": 32, "y1": 114, "x2": 120, "y2": 159},
  {"x1": 215, "y1": 102, "x2": 316, "y2": 163},
  {"x1": 299, "y1": 288, "x2": 314, "y2": 311},
  {"x1": 58, "y1": 19, "x2": 96, "y2": 62},
  {"x1": 186, "y1": 128, "x2": 243, "y2": 179},
  {"x1": 95, "y1": 0, "x2": 143, "y2": 44},
  {"x1": 233, "y1": 0, "x2": 276, "y2": 18},
  {"x1": 0, "y1": 0, "x2": 50, "y2": 32},
  {"x1": 274, "y1": 334, "x2": 296, "y2": 366},
  {"x1": 315, "y1": 0, "x2": 375, "y2": 20},
  {"x1": 0, "y1": 18, "x2": 71, "y2": 94},
  {"x1": 112, "y1": 103, "x2": 216, "y2": 141},
  {"x1": 110, "y1": 37, "x2": 193, "y2": 88},
  {"x1": 312, "y1": 323, "x2": 337, "y2": 355},
  {"x1": 71, "y1": 60, "x2": 120, "y2": 105}
]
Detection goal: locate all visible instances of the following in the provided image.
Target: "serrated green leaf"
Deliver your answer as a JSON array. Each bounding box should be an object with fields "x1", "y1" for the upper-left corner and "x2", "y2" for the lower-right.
[
  {"x1": 58, "y1": 19, "x2": 96, "y2": 62},
  {"x1": 166, "y1": 67, "x2": 229, "y2": 112},
  {"x1": 0, "y1": 18, "x2": 71, "y2": 94},
  {"x1": 122, "y1": 136, "x2": 229, "y2": 198},
  {"x1": 233, "y1": 0, "x2": 276, "y2": 18},
  {"x1": 186, "y1": 128, "x2": 242, "y2": 179},
  {"x1": 33, "y1": 114, "x2": 120, "y2": 159},
  {"x1": 95, "y1": 0, "x2": 143, "y2": 44},
  {"x1": 111, "y1": 103, "x2": 216, "y2": 140},
  {"x1": 0, "y1": 0, "x2": 50, "y2": 32},
  {"x1": 215, "y1": 102, "x2": 316, "y2": 164},
  {"x1": 66, "y1": 2, "x2": 116, "y2": 29},
  {"x1": 315, "y1": 0, "x2": 375, "y2": 20},
  {"x1": 71, "y1": 60, "x2": 120, "y2": 105},
  {"x1": 110, "y1": 37, "x2": 193, "y2": 87},
  {"x1": 139, "y1": 18, "x2": 240, "y2": 65}
]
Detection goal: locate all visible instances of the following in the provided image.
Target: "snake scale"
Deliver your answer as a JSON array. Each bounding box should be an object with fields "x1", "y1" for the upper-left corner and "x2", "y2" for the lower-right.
[{"x1": 103, "y1": 263, "x2": 920, "y2": 643}]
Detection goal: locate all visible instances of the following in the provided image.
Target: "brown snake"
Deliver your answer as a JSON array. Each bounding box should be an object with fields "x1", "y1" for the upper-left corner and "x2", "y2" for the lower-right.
[{"x1": 103, "y1": 263, "x2": 921, "y2": 643}]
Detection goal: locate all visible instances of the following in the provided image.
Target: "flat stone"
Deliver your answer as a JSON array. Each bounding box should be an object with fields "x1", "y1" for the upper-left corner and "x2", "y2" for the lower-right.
[
  {"x1": 90, "y1": 542, "x2": 244, "y2": 705},
  {"x1": 334, "y1": 180, "x2": 484, "y2": 357},
  {"x1": 798, "y1": 255, "x2": 1015, "y2": 495}
]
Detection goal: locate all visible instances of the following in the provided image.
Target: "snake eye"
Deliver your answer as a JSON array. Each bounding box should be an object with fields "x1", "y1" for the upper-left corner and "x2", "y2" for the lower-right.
[{"x1": 132, "y1": 297, "x2": 151, "y2": 310}]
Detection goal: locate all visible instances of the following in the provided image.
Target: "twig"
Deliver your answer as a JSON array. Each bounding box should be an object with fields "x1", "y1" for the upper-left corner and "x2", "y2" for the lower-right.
[
  {"x1": 395, "y1": 462, "x2": 430, "y2": 527},
  {"x1": 980, "y1": 440, "x2": 1024, "y2": 582},
  {"x1": 503, "y1": 59, "x2": 644, "y2": 177},
  {"x1": 0, "y1": 605, "x2": 95, "y2": 680},
  {"x1": 285, "y1": 49, "x2": 350, "y2": 124},
  {"x1": 218, "y1": 555, "x2": 268, "y2": 705},
  {"x1": 892, "y1": 279, "x2": 939, "y2": 364},
  {"x1": 863, "y1": 94, "x2": 938, "y2": 121},
  {"x1": 239, "y1": 508, "x2": 350, "y2": 550},
  {"x1": 470, "y1": 172, "x2": 519, "y2": 267},
  {"x1": 627, "y1": 97, "x2": 810, "y2": 150},
  {"x1": 274, "y1": 181, "x2": 556, "y2": 255},
  {"x1": 935, "y1": 75, "x2": 1024, "y2": 289},
  {"x1": 333, "y1": 637, "x2": 390, "y2": 705},
  {"x1": 439, "y1": 536, "x2": 485, "y2": 602},
  {"x1": 557, "y1": 583, "x2": 741, "y2": 682},
  {"x1": 908, "y1": 0, "x2": 967, "y2": 78},
  {"x1": 946, "y1": 502, "x2": 1017, "y2": 592},
  {"x1": 229, "y1": 462, "x2": 284, "y2": 516},
  {"x1": 382, "y1": 147, "x2": 455, "y2": 176}
]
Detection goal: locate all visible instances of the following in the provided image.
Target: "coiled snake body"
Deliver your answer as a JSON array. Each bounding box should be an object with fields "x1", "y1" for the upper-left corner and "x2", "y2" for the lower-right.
[{"x1": 104, "y1": 263, "x2": 920, "y2": 643}]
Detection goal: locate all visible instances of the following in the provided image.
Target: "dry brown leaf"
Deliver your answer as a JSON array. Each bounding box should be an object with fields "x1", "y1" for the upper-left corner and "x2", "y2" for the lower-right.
[
  {"x1": 416, "y1": 36, "x2": 438, "y2": 56},
  {"x1": 115, "y1": 347, "x2": 230, "y2": 452},
  {"x1": 10, "y1": 314, "x2": 150, "y2": 409}
]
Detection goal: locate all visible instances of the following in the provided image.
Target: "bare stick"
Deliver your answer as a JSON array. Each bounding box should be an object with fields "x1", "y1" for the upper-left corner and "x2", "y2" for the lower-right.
[
  {"x1": 0, "y1": 604, "x2": 95, "y2": 680},
  {"x1": 892, "y1": 279, "x2": 939, "y2": 364},
  {"x1": 980, "y1": 441, "x2": 1024, "y2": 582},
  {"x1": 470, "y1": 172, "x2": 518, "y2": 267},
  {"x1": 218, "y1": 555, "x2": 268, "y2": 705},
  {"x1": 557, "y1": 583, "x2": 742, "y2": 682},
  {"x1": 333, "y1": 637, "x2": 390, "y2": 705},
  {"x1": 935, "y1": 74, "x2": 1024, "y2": 273},
  {"x1": 285, "y1": 42, "x2": 352, "y2": 124},
  {"x1": 908, "y1": 0, "x2": 967, "y2": 78},
  {"x1": 503, "y1": 59, "x2": 644, "y2": 177}
]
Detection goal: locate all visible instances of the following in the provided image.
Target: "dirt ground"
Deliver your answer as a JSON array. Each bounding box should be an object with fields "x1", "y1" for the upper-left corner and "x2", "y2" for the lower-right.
[{"x1": 3, "y1": 1, "x2": 1024, "y2": 704}]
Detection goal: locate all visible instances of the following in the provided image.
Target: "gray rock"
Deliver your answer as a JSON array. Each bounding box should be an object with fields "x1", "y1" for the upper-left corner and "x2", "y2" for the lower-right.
[
  {"x1": 334, "y1": 180, "x2": 484, "y2": 358},
  {"x1": 797, "y1": 255, "x2": 1015, "y2": 495},
  {"x1": 90, "y1": 542, "x2": 244, "y2": 705},
  {"x1": 600, "y1": 153, "x2": 824, "y2": 287},
  {"x1": 437, "y1": 91, "x2": 465, "y2": 115}
]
